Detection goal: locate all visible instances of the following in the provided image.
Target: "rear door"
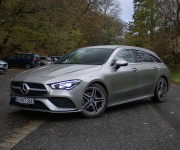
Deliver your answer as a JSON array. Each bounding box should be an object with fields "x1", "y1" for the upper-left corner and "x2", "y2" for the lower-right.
[
  {"x1": 17, "y1": 54, "x2": 25, "y2": 67},
  {"x1": 134, "y1": 50, "x2": 159, "y2": 97},
  {"x1": 24, "y1": 54, "x2": 33, "y2": 66},
  {"x1": 110, "y1": 49, "x2": 140, "y2": 103}
]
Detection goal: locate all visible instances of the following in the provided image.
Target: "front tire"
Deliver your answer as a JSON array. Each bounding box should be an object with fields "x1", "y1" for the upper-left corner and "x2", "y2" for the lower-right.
[
  {"x1": 81, "y1": 84, "x2": 108, "y2": 118},
  {"x1": 152, "y1": 78, "x2": 168, "y2": 102}
]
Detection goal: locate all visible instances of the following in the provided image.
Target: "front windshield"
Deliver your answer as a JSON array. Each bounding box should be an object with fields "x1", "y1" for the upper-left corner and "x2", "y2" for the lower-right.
[{"x1": 55, "y1": 48, "x2": 114, "y2": 65}]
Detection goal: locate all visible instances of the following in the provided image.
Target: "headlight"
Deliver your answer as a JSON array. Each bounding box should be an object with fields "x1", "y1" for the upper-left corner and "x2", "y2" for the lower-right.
[{"x1": 49, "y1": 79, "x2": 82, "y2": 90}]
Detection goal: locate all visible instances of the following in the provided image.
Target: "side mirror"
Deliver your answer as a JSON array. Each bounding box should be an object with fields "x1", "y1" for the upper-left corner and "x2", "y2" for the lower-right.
[{"x1": 115, "y1": 60, "x2": 128, "y2": 69}]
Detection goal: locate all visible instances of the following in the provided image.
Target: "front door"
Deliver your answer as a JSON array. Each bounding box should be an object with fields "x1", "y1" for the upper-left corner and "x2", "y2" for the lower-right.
[{"x1": 110, "y1": 49, "x2": 140, "y2": 104}]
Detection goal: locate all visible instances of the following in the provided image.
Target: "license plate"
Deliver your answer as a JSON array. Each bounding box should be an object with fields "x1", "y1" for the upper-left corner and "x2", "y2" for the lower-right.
[{"x1": 15, "y1": 96, "x2": 34, "y2": 105}]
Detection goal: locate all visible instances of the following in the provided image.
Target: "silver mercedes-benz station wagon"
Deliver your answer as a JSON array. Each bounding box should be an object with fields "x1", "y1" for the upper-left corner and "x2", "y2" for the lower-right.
[{"x1": 10, "y1": 45, "x2": 170, "y2": 117}]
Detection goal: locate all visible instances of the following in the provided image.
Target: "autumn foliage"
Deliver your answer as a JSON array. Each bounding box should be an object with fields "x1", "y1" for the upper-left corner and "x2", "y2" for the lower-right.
[
  {"x1": 0, "y1": 0, "x2": 124, "y2": 57},
  {"x1": 124, "y1": 0, "x2": 180, "y2": 70}
]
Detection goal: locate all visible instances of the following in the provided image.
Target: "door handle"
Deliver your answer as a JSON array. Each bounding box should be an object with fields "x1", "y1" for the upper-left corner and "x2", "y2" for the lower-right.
[
  {"x1": 153, "y1": 67, "x2": 158, "y2": 70},
  {"x1": 132, "y1": 68, "x2": 138, "y2": 72}
]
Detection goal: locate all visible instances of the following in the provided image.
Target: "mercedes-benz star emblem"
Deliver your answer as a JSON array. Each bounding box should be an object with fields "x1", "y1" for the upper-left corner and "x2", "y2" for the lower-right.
[{"x1": 20, "y1": 83, "x2": 30, "y2": 95}]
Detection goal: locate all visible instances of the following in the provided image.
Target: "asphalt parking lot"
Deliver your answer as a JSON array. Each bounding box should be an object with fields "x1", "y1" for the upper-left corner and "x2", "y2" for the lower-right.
[{"x1": 0, "y1": 69, "x2": 180, "y2": 150}]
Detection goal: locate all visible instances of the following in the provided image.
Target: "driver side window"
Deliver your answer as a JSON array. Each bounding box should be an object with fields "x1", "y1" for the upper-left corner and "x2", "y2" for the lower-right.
[{"x1": 113, "y1": 50, "x2": 135, "y2": 63}]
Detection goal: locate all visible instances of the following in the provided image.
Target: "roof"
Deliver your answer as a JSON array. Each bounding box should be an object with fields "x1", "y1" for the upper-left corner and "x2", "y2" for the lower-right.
[
  {"x1": 84, "y1": 45, "x2": 120, "y2": 49},
  {"x1": 84, "y1": 45, "x2": 157, "y2": 56},
  {"x1": 14, "y1": 52, "x2": 40, "y2": 55}
]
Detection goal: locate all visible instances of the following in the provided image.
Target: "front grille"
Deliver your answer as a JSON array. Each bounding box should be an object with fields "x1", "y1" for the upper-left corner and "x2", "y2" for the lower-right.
[
  {"x1": 11, "y1": 82, "x2": 45, "y2": 89},
  {"x1": 11, "y1": 82, "x2": 47, "y2": 97},
  {"x1": 10, "y1": 97, "x2": 50, "y2": 111},
  {"x1": 3, "y1": 64, "x2": 8, "y2": 68},
  {"x1": 48, "y1": 97, "x2": 76, "y2": 108}
]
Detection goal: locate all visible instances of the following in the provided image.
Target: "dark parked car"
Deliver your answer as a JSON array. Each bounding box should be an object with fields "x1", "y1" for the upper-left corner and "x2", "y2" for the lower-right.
[{"x1": 4, "y1": 53, "x2": 40, "y2": 69}]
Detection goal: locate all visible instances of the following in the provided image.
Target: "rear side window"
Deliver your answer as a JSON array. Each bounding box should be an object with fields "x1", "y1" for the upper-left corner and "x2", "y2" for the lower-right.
[
  {"x1": 135, "y1": 50, "x2": 150, "y2": 62},
  {"x1": 113, "y1": 50, "x2": 135, "y2": 63},
  {"x1": 25, "y1": 54, "x2": 33, "y2": 58},
  {"x1": 17, "y1": 54, "x2": 25, "y2": 59},
  {"x1": 149, "y1": 54, "x2": 162, "y2": 63},
  {"x1": 134, "y1": 50, "x2": 159, "y2": 63}
]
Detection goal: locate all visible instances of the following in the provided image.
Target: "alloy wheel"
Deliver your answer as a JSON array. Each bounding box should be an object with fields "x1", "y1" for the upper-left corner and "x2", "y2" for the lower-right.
[
  {"x1": 82, "y1": 84, "x2": 107, "y2": 117},
  {"x1": 152, "y1": 78, "x2": 168, "y2": 102},
  {"x1": 157, "y1": 79, "x2": 167, "y2": 100}
]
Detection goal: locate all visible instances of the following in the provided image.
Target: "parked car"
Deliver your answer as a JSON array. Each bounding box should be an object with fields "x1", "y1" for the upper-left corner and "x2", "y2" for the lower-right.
[
  {"x1": 4, "y1": 53, "x2": 40, "y2": 69},
  {"x1": 10, "y1": 45, "x2": 170, "y2": 117},
  {"x1": 51, "y1": 56, "x2": 62, "y2": 63},
  {"x1": 0, "y1": 60, "x2": 8, "y2": 72},
  {"x1": 39, "y1": 56, "x2": 51, "y2": 66}
]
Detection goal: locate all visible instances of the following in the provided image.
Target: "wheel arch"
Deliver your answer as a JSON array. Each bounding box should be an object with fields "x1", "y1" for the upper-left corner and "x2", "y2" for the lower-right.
[
  {"x1": 159, "y1": 75, "x2": 169, "y2": 91},
  {"x1": 88, "y1": 80, "x2": 109, "y2": 96}
]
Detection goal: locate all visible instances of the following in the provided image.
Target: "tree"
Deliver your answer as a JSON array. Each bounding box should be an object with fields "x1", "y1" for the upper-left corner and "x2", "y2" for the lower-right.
[
  {"x1": 124, "y1": 0, "x2": 180, "y2": 69},
  {"x1": 0, "y1": 0, "x2": 124, "y2": 57},
  {"x1": 126, "y1": 0, "x2": 159, "y2": 48}
]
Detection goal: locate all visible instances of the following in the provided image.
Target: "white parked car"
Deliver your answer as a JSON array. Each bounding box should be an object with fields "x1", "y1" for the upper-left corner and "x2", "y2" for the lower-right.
[
  {"x1": 39, "y1": 56, "x2": 51, "y2": 66},
  {"x1": 0, "y1": 60, "x2": 8, "y2": 72}
]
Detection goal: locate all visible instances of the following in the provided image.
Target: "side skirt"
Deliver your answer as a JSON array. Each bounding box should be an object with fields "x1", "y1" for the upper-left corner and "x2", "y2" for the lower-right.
[{"x1": 108, "y1": 94, "x2": 154, "y2": 107}]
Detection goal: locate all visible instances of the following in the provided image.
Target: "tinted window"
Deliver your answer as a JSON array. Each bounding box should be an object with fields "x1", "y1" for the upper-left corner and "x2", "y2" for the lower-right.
[
  {"x1": 113, "y1": 50, "x2": 135, "y2": 63},
  {"x1": 148, "y1": 55, "x2": 155, "y2": 62},
  {"x1": 134, "y1": 50, "x2": 154, "y2": 63},
  {"x1": 17, "y1": 54, "x2": 25, "y2": 59},
  {"x1": 150, "y1": 54, "x2": 162, "y2": 63},
  {"x1": 25, "y1": 54, "x2": 33, "y2": 59},
  {"x1": 55, "y1": 48, "x2": 114, "y2": 65},
  {"x1": 135, "y1": 51, "x2": 147, "y2": 62}
]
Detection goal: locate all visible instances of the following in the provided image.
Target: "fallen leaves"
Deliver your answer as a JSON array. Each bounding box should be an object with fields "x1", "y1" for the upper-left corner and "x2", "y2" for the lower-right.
[
  {"x1": 170, "y1": 112, "x2": 175, "y2": 114},
  {"x1": 142, "y1": 123, "x2": 149, "y2": 125}
]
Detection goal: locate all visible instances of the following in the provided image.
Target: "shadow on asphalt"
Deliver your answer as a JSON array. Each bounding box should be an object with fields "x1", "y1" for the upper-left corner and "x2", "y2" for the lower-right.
[
  {"x1": 0, "y1": 72, "x2": 7, "y2": 75},
  {"x1": 9, "y1": 98, "x2": 154, "y2": 122}
]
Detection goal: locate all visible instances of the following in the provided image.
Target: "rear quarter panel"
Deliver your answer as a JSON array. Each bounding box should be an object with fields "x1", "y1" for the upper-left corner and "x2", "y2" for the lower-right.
[{"x1": 157, "y1": 63, "x2": 171, "y2": 90}]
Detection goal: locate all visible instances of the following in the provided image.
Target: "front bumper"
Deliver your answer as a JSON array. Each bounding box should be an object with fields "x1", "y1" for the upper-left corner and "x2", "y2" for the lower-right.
[
  {"x1": 9, "y1": 81, "x2": 87, "y2": 113},
  {"x1": 0, "y1": 67, "x2": 8, "y2": 72},
  {"x1": 10, "y1": 96, "x2": 81, "y2": 113}
]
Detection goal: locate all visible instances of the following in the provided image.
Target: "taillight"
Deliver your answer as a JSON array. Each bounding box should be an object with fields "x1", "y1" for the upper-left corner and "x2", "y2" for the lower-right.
[{"x1": 47, "y1": 60, "x2": 51, "y2": 62}]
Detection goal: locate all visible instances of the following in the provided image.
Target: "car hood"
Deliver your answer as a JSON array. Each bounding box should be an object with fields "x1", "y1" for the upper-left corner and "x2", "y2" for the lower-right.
[
  {"x1": 13, "y1": 64, "x2": 102, "y2": 83},
  {"x1": 0, "y1": 60, "x2": 7, "y2": 64}
]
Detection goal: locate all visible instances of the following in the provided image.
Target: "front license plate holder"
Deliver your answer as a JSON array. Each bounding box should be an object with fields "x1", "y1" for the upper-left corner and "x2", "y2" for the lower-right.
[{"x1": 15, "y1": 96, "x2": 34, "y2": 105}]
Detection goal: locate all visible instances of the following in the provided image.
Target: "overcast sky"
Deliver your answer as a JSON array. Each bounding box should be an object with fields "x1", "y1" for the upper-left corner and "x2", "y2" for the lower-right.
[{"x1": 119, "y1": 0, "x2": 134, "y2": 22}]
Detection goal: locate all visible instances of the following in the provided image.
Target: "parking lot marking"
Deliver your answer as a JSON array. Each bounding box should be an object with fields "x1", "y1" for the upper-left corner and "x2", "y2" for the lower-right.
[{"x1": 0, "y1": 120, "x2": 44, "y2": 150}]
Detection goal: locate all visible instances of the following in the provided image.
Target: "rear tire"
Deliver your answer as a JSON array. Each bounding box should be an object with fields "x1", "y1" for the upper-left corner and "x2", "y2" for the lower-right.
[
  {"x1": 25, "y1": 64, "x2": 31, "y2": 70},
  {"x1": 81, "y1": 84, "x2": 108, "y2": 118},
  {"x1": 152, "y1": 78, "x2": 168, "y2": 102}
]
